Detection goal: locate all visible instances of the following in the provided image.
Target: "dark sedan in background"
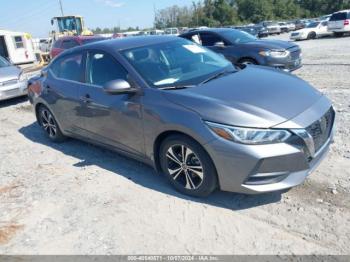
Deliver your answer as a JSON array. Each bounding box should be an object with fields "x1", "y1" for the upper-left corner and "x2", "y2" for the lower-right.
[
  {"x1": 234, "y1": 26, "x2": 269, "y2": 38},
  {"x1": 180, "y1": 28, "x2": 302, "y2": 71}
]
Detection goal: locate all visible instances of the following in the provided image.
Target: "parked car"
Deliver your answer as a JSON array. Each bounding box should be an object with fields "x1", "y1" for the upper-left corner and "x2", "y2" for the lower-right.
[
  {"x1": 287, "y1": 22, "x2": 296, "y2": 31},
  {"x1": 27, "y1": 36, "x2": 334, "y2": 197},
  {"x1": 278, "y1": 22, "x2": 290, "y2": 33},
  {"x1": 290, "y1": 21, "x2": 332, "y2": 40},
  {"x1": 165, "y1": 28, "x2": 180, "y2": 36},
  {"x1": 257, "y1": 21, "x2": 281, "y2": 35},
  {"x1": 236, "y1": 26, "x2": 268, "y2": 38},
  {"x1": 294, "y1": 20, "x2": 306, "y2": 30},
  {"x1": 180, "y1": 28, "x2": 302, "y2": 71},
  {"x1": 39, "y1": 38, "x2": 53, "y2": 53},
  {"x1": 0, "y1": 55, "x2": 28, "y2": 101},
  {"x1": 50, "y1": 35, "x2": 106, "y2": 59},
  {"x1": 328, "y1": 10, "x2": 350, "y2": 37}
]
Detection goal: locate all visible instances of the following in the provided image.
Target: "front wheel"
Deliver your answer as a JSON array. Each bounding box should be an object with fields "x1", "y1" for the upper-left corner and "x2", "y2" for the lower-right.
[
  {"x1": 239, "y1": 58, "x2": 258, "y2": 65},
  {"x1": 38, "y1": 105, "x2": 66, "y2": 142},
  {"x1": 307, "y1": 32, "x2": 317, "y2": 40},
  {"x1": 159, "y1": 135, "x2": 218, "y2": 197}
]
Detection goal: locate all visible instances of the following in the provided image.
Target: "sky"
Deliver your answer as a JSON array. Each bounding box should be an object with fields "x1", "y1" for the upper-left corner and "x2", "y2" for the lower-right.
[{"x1": 0, "y1": 0, "x2": 191, "y2": 37}]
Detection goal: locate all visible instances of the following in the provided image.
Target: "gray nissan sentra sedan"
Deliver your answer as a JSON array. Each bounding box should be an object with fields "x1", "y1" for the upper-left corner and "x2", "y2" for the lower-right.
[{"x1": 28, "y1": 36, "x2": 335, "y2": 197}]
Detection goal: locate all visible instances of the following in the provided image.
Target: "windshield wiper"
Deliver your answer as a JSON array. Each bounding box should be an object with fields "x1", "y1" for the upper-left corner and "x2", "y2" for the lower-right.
[
  {"x1": 200, "y1": 69, "x2": 237, "y2": 85},
  {"x1": 158, "y1": 85, "x2": 195, "y2": 90}
]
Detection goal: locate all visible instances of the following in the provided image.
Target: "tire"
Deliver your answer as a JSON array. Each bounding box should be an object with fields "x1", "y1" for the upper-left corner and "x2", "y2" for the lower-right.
[
  {"x1": 239, "y1": 58, "x2": 258, "y2": 65},
  {"x1": 307, "y1": 32, "x2": 317, "y2": 40},
  {"x1": 334, "y1": 32, "x2": 344, "y2": 38},
  {"x1": 159, "y1": 135, "x2": 218, "y2": 197},
  {"x1": 38, "y1": 105, "x2": 66, "y2": 142}
]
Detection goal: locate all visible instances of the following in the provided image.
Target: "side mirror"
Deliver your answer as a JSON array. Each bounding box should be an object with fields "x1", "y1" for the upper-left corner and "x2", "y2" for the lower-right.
[
  {"x1": 51, "y1": 19, "x2": 54, "y2": 26},
  {"x1": 103, "y1": 79, "x2": 137, "y2": 95},
  {"x1": 214, "y1": 41, "x2": 225, "y2": 48}
]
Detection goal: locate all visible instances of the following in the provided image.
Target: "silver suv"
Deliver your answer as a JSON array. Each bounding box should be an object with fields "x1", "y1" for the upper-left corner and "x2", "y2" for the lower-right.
[{"x1": 328, "y1": 10, "x2": 350, "y2": 37}]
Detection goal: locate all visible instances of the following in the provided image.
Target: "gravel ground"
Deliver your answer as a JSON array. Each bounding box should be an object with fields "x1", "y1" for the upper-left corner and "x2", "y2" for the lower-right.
[{"x1": 0, "y1": 34, "x2": 349, "y2": 255}]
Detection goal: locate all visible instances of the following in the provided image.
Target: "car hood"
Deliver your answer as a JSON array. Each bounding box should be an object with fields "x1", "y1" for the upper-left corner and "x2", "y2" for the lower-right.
[
  {"x1": 244, "y1": 39, "x2": 297, "y2": 50},
  {"x1": 0, "y1": 66, "x2": 21, "y2": 83},
  {"x1": 163, "y1": 66, "x2": 323, "y2": 128}
]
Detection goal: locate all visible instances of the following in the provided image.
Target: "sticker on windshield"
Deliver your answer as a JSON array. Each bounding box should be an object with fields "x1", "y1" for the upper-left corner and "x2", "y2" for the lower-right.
[
  {"x1": 183, "y1": 45, "x2": 206, "y2": 54},
  {"x1": 154, "y1": 78, "x2": 179, "y2": 86}
]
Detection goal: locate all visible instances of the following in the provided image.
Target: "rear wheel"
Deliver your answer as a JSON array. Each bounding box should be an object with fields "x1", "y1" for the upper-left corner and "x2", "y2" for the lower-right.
[
  {"x1": 307, "y1": 31, "x2": 317, "y2": 40},
  {"x1": 38, "y1": 105, "x2": 66, "y2": 142},
  {"x1": 159, "y1": 135, "x2": 218, "y2": 197}
]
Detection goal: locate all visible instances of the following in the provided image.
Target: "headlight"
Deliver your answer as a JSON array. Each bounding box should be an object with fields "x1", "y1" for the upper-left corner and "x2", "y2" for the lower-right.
[
  {"x1": 259, "y1": 50, "x2": 290, "y2": 58},
  {"x1": 205, "y1": 121, "x2": 291, "y2": 145},
  {"x1": 19, "y1": 73, "x2": 27, "y2": 82}
]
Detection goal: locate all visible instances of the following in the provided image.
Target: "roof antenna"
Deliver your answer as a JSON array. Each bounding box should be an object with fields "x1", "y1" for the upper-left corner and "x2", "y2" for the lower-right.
[{"x1": 59, "y1": 0, "x2": 64, "y2": 16}]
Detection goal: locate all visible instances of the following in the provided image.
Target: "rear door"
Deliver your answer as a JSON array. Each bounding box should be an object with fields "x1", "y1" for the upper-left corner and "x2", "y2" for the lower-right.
[
  {"x1": 77, "y1": 50, "x2": 144, "y2": 155},
  {"x1": 318, "y1": 21, "x2": 330, "y2": 36},
  {"x1": 46, "y1": 52, "x2": 84, "y2": 133}
]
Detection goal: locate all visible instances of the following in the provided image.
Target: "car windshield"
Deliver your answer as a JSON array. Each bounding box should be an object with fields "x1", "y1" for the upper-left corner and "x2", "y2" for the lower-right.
[
  {"x1": 307, "y1": 22, "x2": 320, "y2": 28},
  {"x1": 122, "y1": 38, "x2": 234, "y2": 88},
  {"x1": 221, "y1": 29, "x2": 257, "y2": 44},
  {"x1": 0, "y1": 56, "x2": 10, "y2": 67}
]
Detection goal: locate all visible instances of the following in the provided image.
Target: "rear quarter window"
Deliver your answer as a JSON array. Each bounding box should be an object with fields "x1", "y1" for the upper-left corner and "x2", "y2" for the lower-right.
[
  {"x1": 330, "y1": 12, "x2": 348, "y2": 21},
  {"x1": 50, "y1": 53, "x2": 83, "y2": 82}
]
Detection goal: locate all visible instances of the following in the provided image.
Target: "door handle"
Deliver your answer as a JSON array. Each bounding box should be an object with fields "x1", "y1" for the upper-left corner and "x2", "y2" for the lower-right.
[{"x1": 80, "y1": 94, "x2": 93, "y2": 103}]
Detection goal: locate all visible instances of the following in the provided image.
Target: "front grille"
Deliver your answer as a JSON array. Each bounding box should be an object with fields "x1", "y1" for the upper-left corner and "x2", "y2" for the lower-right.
[
  {"x1": 291, "y1": 32, "x2": 299, "y2": 37},
  {"x1": 290, "y1": 49, "x2": 301, "y2": 60},
  {"x1": 306, "y1": 108, "x2": 335, "y2": 153}
]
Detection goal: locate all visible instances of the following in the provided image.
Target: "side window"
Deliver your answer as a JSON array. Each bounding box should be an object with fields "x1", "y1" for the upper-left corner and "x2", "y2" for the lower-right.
[
  {"x1": 86, "y1": 52, "x2": 128, "y2": 86},
  {"x1": 50, "y1": 53, "x2": 83, "y2": 82},
  {"x1": 321, "y1": 21, "x2": 328, "y2": 27},
  {"x1": 199, "y1": 33, "x2": 223, "y2": 46},
  {"x1": 13, "y1": 36, "x2": 24, "y2": 49},
  {"x1": 61, "y1": 40, "x2": 79, "y2": 49}
]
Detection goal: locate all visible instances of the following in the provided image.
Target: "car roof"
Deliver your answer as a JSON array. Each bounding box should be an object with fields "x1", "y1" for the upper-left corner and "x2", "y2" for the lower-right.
[
  {"x1": 58, "y1": 35, "x2": 181, "y2": 57},
  {"x1": 182, "y1": 28, "x2": 236, "y2": 34},
  {"x1": 57, "y1": 35, "x2": 106, "y2": 41}
]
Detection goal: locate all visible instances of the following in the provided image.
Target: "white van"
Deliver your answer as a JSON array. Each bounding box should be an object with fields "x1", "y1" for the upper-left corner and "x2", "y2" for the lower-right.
[
  {"x1": 0, "y1": 30, "x2": 36, "y2": 64},
  {"x1": 328, "y1": 10, "x2": 350, "y2": 37}
]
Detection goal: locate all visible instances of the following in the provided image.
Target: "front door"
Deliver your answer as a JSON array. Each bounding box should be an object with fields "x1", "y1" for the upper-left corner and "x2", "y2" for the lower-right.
[
  {"x1": 77, "y1": 50, "x2": 144, "y2": 156},
  {"x1": 199, "y1": 32, "x2": 239, "y2": 63}
]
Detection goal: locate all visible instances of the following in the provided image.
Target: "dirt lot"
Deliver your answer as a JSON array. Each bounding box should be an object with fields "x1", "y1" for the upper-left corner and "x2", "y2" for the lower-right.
[{"x1": 0, "y1": 34, "x2": 350, "y2": 255}]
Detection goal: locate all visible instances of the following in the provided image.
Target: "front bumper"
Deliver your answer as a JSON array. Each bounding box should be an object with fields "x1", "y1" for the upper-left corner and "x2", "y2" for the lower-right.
[
  {"x1": 290, "y1": 34, "x2": 307, "y2": 40},
  {"x1": 0, "y1": 80, "x2": 28, "y2": 101},
  {"x1": 263, "y1": 54, "x2": 302, "y2": 72},
  {"x1": 203, "y1": 99, "x2": 334, "y2": 194}
]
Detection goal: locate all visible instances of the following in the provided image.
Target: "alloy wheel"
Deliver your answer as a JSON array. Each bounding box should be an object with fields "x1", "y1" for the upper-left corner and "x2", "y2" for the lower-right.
[
  {"x1": 40, "y1": 109, "x2": 57, "y2": 138},
  {"x1": 166, "y1": 144, "x2": 204, "y2": 190}
]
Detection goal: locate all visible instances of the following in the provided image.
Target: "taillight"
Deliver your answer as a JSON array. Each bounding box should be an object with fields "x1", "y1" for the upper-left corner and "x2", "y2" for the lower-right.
[{"x1": 344, "y1": 20, "x2": 349, "y2": 26}]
